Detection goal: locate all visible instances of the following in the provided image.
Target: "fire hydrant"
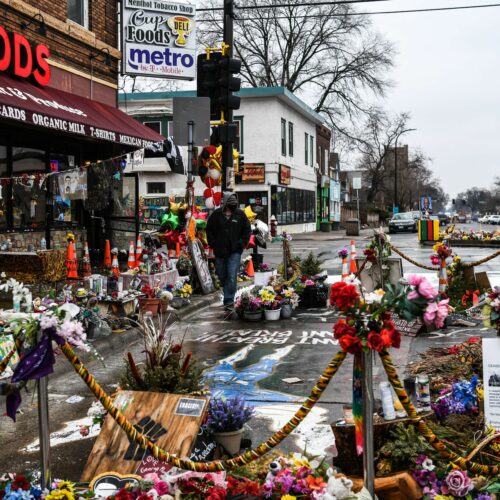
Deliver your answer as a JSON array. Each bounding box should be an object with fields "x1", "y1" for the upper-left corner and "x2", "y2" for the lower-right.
[{"x1": 270, "y1": 215, "x2": 278, "y2": 237}]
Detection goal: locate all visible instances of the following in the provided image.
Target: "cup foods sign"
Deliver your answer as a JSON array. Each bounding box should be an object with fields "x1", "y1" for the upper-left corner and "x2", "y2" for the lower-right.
[{"x1": 122, "y1": 0, "x2": 196, "y2": 80}]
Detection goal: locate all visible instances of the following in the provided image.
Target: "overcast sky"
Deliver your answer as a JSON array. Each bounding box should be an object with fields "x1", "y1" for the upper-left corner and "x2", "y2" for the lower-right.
[{"x1": 367, "y1": 0, "x2": 500, "y2": 199}]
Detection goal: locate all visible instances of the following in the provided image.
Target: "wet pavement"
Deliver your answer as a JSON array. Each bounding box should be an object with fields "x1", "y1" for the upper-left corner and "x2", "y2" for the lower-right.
[{"x1": 0, "y1": 225, "x2": 498, "y2": 479}]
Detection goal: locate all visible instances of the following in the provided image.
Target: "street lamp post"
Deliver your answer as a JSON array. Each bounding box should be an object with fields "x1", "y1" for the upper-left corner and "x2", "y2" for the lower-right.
[{"x1": 393, "y1": 128, "x2": 416, "y2": 212}]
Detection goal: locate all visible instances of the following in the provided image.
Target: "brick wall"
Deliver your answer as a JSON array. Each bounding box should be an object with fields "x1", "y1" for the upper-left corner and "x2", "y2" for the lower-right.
[{"x1": 1, "y1": 0, "x2": 119, "y2": 87}]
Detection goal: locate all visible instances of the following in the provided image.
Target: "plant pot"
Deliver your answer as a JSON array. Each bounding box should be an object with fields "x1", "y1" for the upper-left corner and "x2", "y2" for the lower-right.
[
  {"x1": 138, "y1": 297, "x2": 161, "y2": 315},
  {"x1": 264, "y1": 308, "x2": 281, "y2": 321},
  {"x1": 170, "y1": 297, "x2": 185, "y2": 309},
  {"x1": 244, "y1": 310, "x2": 262, "y2": 321},
  {"x1": 254, "y1": 270, "x2": 273, "y2": 286},
  {"x1": 213, "y1": 428, "x2": 244, "y2": 455},
  {"x1": 160, "y1": 298, "x2": 169, "y2": 313},
  {"x1": 281, "y1": 303, "x2": 293, "y2": 319}
]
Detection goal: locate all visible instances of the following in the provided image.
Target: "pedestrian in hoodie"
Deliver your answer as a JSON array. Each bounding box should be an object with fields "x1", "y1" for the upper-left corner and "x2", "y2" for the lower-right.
[{"x1": 207, "y1": 192, "x2": 251, "y2": 310}]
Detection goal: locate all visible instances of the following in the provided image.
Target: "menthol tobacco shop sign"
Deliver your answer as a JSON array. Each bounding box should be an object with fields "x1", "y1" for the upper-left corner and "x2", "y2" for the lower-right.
[{"x1": 122, "y1": 0, "x2": 196, "y2": 80}]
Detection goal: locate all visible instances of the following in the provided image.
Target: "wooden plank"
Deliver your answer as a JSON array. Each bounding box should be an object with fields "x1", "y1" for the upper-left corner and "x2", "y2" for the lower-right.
[
  {"x1": 81, "y1": 392, "x2": 208, "y2": 481},
  {"x1": 476, "y1": 271, "x2": 491, "y2": 290},
  {"x1": 463, "y1": 267, "x2": 476, "y2": 285}
]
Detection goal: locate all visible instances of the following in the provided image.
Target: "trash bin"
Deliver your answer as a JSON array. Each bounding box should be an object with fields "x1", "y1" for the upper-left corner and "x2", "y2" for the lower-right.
[
  {"x1": 320, "y1": 222, "x2": 331, "y2": 232},
  {"x1": 346, "y1": 218, "x2": 360, "y2": 236}
]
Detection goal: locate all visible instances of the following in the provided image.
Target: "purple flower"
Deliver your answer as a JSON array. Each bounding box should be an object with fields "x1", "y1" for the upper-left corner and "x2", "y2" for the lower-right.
[
  {"x1": 476, "y1": 494, "x2": 493, "y2": 500},
  {"x1": 275, "y1": 471, "x2": 294, "y2": 494},
  {"x1": 441, "y1": 470, "x2": 474, "y2": 497},
  {"x1": 291, "y1": 478, "x2": 309, "y2": 495},
  {"x1": 338, "y1": 247, "x2": 349, "y2": 259}
]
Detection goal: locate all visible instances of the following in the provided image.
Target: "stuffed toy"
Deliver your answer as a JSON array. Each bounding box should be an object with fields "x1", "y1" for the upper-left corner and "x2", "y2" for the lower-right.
[{"x1": 319, "y1": 475, "x2": 356, "y2": 500}]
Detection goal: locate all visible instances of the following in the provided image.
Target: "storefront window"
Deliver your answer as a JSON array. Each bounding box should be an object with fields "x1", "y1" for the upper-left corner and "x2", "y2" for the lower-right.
[
  {"x1": 12, "y1": 148, "x2": 46, "y2": 229},
  {"x1": 272, "y1": 186, "x2": 315, "y2": 224}
]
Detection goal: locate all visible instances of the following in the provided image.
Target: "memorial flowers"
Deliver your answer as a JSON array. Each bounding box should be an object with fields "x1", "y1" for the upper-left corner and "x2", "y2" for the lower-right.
[{"x1": 330, "y1": 275, "x2": 448, "y2": 354}]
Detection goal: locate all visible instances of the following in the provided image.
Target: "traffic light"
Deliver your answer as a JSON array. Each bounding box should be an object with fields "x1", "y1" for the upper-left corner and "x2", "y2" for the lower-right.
[
  {"x1": 197, "y1": 52, "x2": 222, "y2": 120},
  {"x1": 217, "y1": 56, "x2": 241, "y2": 115}
]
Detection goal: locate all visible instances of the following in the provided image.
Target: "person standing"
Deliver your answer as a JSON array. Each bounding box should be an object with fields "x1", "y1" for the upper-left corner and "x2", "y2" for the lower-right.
[{"x1": 207, "y1": 192, "x2": 251, "y2": 311}]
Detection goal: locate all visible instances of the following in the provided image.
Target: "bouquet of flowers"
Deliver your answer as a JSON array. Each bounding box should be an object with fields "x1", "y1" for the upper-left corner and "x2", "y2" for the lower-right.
[
  {"x1": 257, "y1": 263, "x2": 273, "y2": 272},
  {"x1": 279, "y1": 287, "x2": 300, "y2": 308},
  {"x1": 330, "y1": 275, "x2": 449, "y2": 354},
  {"x1": 258, "y1": 286, "x2": 282, "y2": 310},
  {"x1": 206, "y1": 396, "x2": 255, "y2": 433},
  {"x1": 430, "y1": 243, "x2": 453, "y2": 266},
  {"x1": 174, "y1": 281, "x2": 193, "y2": 298},
  {"x1": 482, "y1": 287, "x2": 500, "y2": 333}
]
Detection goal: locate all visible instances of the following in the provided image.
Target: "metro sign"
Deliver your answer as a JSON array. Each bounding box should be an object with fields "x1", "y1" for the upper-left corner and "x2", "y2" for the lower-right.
[{"x1": 0, "y1": 26, "x2": 51, "y2": 86}]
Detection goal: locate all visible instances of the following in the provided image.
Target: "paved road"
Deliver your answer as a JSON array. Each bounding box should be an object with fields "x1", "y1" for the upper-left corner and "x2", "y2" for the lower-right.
[{"x1": 0, "y1": 224, "x2": 498, "y2": 480}]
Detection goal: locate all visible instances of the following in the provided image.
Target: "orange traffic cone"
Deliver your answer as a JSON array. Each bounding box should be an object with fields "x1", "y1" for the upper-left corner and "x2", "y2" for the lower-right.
[
  {"x1": 247, "y1": 258, "x2": 255, "y2": 277},
  {"x1": 127, "y1": 241, "x2": 136, "y2": 269},
  {"x1": 135, "y1": 235, "x2": 143, "y2": 263},
  {"x1": 175, "y1": 242, "x2": 181, "y2": 258},
  {"x1": 104, "y1": 240, "x2": 112, "y2": 269},
  {"x1": 341, "y1": 257, "x2": 349, "y2": 281},
  {"x1": 82, "y1": 242, "x2": 92, "y2": 277},
  {"x1": 112, "y1": 253, "x2": 120, "y2": 278},
  {"x1": 349, "y1": 240, "x2": 357, "y2": 274},
  {"x1": 66, "y1": 241, "x2": 78, "y2": 279}
]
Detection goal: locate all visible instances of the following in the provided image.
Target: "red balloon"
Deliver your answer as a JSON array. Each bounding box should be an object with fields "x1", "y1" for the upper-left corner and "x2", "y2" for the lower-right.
[
  {"x1": 178, "y1": 231, "x2": 187, "y2": 246},
  {"x1": 213, "y1": 192, "x2": 222, "y2": 205},
  {"x1": 197, "y1": 212, "x2": 208, "y2": 220},
  {"x1": 203, "y1": 188, "x2": 212, "y2": 199},
  {"x1": 204, "y1": 177, "x2": 215, "y2": 189}
]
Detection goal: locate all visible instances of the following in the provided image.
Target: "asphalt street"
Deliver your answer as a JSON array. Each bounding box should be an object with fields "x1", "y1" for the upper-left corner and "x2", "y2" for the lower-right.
[{"x1": 0, "y1": 223, "x2": 498, "y2": 480}]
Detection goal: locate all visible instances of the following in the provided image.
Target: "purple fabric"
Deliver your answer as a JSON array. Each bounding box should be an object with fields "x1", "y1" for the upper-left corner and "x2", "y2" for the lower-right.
[{"x1": 7, "y1": 329, "x2": 60, "y2": 421}]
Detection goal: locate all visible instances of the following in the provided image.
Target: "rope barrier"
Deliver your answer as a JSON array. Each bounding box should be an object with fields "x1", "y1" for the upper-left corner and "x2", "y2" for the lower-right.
[
  {"x1": 389, "y1": 245, "x2": 439, "y2": 271},
  {"x1": 60, "y1": 341, "x2": 346, "y2": 471},
  {"x1": 390, "y1": 244, "x2": 500, "y2": 271},
  {"x1": 379, "y1": 349, "x2": 500, "y2": 475}
]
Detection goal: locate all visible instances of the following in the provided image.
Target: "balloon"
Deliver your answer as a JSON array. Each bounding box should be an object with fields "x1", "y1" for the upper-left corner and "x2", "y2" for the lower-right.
[
  {"x1": 204, "y1": 177, "x2": 215, "y2": 188},
  {"x1": 205, "y1": 197, "x2": 215, "y2": 210},
  {"x1": 246, "y1": 234, "x2": 256, "y2": 249},
  {"x1": 209, "y1": 168, "x2": 221, "y2": 180},
  {"x1": 197, "y1": 211, "x2": 208, "y2": 220},
  {"x1": 161, "y1": 212, "x2": 179, "y2": 230},
  {"x1": 169, "y1": 202, "x2": 181, "y2": 214},
  {"x1": 244, "y1": 205, "x2": 257, "y2": 222},
  {"x1": 213, "y1": 192, "x2": 222, "y2": 205},
  {"x1": 196, "y1": 219, "x2": 207, "y2": 230},
  {"x1": 178, "y1": 231, "x2": 187, "y2": 246}
]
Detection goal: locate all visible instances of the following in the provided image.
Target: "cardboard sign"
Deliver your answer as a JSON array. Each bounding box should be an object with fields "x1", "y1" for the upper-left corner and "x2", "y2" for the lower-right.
[
  {"x1": 483, "y1": 338, "x2": 500, "y2": 431},
  {"x1": 81, "y1": 391, "x2": 208, "y2": 481},
  {"x1": 0, "y1": 335, "x2": 19, "y2": 380},
  {"x1": 188, "y1": 238, "x2": 215, "y2": 295},
  {"x1": 390, "y1": 313, "x2": 423, "y2": 337},
  {"x1": 136, "y1": 455, "x2": 172, "y2": 478}
]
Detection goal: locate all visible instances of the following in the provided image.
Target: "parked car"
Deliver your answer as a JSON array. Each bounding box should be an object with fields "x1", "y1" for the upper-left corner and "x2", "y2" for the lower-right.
[
  {"x1": 388, "y1": 212, "x2": 418, "y2": 233},
  {"x1": 409, "y1": 211, "x2": 421, "y2": 221},
  {"x1": 478, "y1": 214, "x2": 489, "y2": 224},
  {"x1": 437, "y1": 213, "x2": 450, "y2": 226},
  {"x1": 489, "y1": 215, "x2": 500, "y2": 225}
]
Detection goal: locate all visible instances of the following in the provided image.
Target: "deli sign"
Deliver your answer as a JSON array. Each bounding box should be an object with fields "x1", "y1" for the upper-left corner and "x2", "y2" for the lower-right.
[
  {"x1": 122, "y1": 0, "x2": 196, "y2": 80},
  {"x1": 0, "y1": 26, "x2": 50, "y2": 86}
]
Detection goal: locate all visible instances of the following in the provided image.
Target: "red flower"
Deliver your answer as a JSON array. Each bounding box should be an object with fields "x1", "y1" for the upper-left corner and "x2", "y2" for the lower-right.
[
  {"x1": 113, "y1": 488, "x2": 134, "y2": 500},
  {"x1": 467, "y1": 337, "x2": 481, "y2": 344},
  {"x1": 12, "y1": 475, "x2": 30, "y2": 491},
  {"x1": 389, "y1": 329, "x2": 401, "y2": 349},
  {"x1": 448, "y1": 345, "x2": 461, "y2": 355},
  {"x1": 329, "y1": 281, "x2": 347, "y2": 306},
  {"x1": 367, "y1": 331, "x2": 385, "y2": 352},
  {"x1": 339, "y1": 334, "x2": 362, "y2": 354},
  {"x1": 333, "y1": 319, "x2": 357, "y2": 340},
  {"x1": 306, "y1": 475, "x2": 326, "y2": 491},
  {"x1": 206, "y1": 486, "x2": 227, "y2": 500},
  {"x1": 136, "y1": 494, "x2": 153, "y2": 500},
  {"x1": 171, "y1": 343, "x2": 182, "y2": 353},
  {"x1": 379, "y1": 329, "x2": 393, "y2": 348},
  {"x1": 330, "y1": 282, "x2": 360, "y2": 312}
]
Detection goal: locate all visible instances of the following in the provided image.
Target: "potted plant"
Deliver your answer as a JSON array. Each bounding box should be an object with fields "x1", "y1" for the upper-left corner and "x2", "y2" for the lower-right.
[
  {"x1": 298, "y1": 278, "x2": 329, "y2": 308},
  {"x1": 279, "y1": 286, "x2": 299, "y2": 319},
  {"x1": 243, "y1": 296, "x2": 263, "y2": 321},
  {"x1": 254, "y1": 263, "x2": 274, "y2": 286},
  {"x1": 171, "y1": 280, "x2": 192, "y2": 308},
  {"x1": 206, "y1": 396, "x2": 255, "y2": 455},
  {"x1": 138, "y1": 284, "x2": 161, "y2": 315},
  {"x1": 259, "y1": 286, "x2": 282, "y2": 320}
]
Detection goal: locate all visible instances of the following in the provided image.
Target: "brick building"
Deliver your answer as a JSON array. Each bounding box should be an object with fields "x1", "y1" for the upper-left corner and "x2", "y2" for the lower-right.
[{"x1": 0, "y1": 0, "x2": 161, "y2": 255}]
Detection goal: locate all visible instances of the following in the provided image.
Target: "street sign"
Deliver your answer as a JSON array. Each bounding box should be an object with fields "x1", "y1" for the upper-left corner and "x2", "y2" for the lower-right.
[
  {"x1": 352, "y1": 177, "x2": 362, "y2": 190},
  {"x1": 173, "y1": 97, "x2": 210, "y2": 146}
]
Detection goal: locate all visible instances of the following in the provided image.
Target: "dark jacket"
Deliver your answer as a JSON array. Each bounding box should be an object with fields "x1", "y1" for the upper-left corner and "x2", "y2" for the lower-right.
[{"x1": 206, "y1": 193, "x2": 251, "y2": 258}]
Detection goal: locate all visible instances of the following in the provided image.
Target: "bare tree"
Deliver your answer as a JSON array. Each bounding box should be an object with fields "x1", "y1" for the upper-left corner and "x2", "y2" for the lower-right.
[
  {"x1": 198, "y1": 0, "x2": 394, "y2": 139},
  {"x1": 355, "y1": 108, "x2": 410, "y2": 204}
]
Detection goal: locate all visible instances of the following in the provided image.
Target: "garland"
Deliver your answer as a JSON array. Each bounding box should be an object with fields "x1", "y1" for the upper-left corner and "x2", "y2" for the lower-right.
[
  {"x1": 60, "y1": 340, "x2": 346, "y2": 471},
  {"x1": 379, "y1": 348, "x2": 500, "y2": 475}
]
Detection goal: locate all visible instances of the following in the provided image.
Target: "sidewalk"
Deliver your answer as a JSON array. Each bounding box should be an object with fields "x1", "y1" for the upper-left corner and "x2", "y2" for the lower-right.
[{"x1": 290, "y1": 227, "x2": 380, "y2": 241}]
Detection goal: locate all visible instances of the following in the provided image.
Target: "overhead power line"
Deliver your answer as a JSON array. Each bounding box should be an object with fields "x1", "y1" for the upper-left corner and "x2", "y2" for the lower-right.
[
  {"x1": 197, "y1": 0, "x2": 393, "y2": 12},
  {"x1": 197, "y1": 1, "x2": 500, "y2": 17}
]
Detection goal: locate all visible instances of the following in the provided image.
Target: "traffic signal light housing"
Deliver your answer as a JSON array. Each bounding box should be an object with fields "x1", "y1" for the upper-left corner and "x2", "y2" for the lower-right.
[
  {"x1": 217, "y1": 56, "x2": 241, "y2": 114},
  {"x1": 197, "y1": 52, "x2": 222, "y2": 120}
]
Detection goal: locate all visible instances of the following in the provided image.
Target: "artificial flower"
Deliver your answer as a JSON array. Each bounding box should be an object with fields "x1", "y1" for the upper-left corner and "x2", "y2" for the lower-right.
[
  {"x1": 281, "y1": 496, "x2": 297, "y2": 500},
  {"x1": 306, "y1": 475, "x2": 326, "y2": 491},
  {"x1": 339, "y1": 334, "x2": 362, "y2": 354},
  {"x1": 333, "y1": 319, "x2": 357, "y2": 340},
  {"x1": 44, "y1": 490, "x2": 74, "y2": 500},
  {"x1": 407, "y1": 275, "x2": 438, "y2": 301},
  {"x1": 367, "y1": 331, "x2": 385, "y2": 352},
  {"x1": 441, "y1": 469, "x2": 474, "y2": 497}
]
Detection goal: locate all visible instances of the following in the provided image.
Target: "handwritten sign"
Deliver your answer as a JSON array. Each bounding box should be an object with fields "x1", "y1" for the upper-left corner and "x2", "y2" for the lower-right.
[
  {"x1": 390, "y1": 314, "x2": 423, "y2": 337},
  {"x1": 189, "y1": 426, "x2": 217, "y2": 462},
  {"x1": 188, "y1": 238, "x2": 215, "y2": 294},
  {"x1": 136, "y1": 455, "x2": 172, "y2": 477}
]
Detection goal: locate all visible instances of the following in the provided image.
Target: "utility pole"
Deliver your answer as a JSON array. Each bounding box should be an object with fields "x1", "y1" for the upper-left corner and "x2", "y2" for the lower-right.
[{"x1": 222, "y1": 0, "x2": 234, "y2": 191}]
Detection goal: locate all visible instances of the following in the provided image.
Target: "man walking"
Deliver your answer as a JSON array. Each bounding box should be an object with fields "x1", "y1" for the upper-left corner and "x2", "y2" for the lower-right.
[{"x1": 207, "y1": 192, "x2": 251, "y2": 311}]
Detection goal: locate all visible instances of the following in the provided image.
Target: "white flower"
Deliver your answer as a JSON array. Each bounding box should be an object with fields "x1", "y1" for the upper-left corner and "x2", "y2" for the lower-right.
[
  {"x1": 345, "y1": 273, "x2": 361, "y2": 286},
  {"x1": 364, "y1": 290, "x2": 385, "y2": 304},
  {"x1": 0, "y1": 272, "x2": 6, "y2": 278},
  {"x1": 422, "y1": 458, "x2": 435, "y2": 471}
]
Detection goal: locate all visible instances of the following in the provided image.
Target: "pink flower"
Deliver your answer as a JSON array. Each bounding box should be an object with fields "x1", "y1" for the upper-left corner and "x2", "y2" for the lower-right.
[
  {"x1": 435, "y1": 299, "x2": 449, "y2": 328},
  {"x1": 79, "y1": 425, "x2": 89, "y2": 437},
  {"x1": 423, "y1": 302, "x2": 438, "y2": 326},
  {"x1": 407, "y1": 275, "x2": 438, "y2": 301},
  {"x1": 153, "y1": 481, "x2": 169, "y2": 496},
  {"x1": 430, "y1": 255, "x2": 441, "y2": 266},
  {"x1": 407, "y1": 274, "x2": 424, "y2": 286},
  {"x1": 144, "y1": 473, "x2": 160, "y2": 482},
  {"x1": 441, "y1": 469, "x2": 473, "y2": 497}
]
